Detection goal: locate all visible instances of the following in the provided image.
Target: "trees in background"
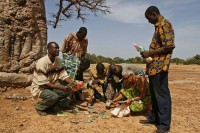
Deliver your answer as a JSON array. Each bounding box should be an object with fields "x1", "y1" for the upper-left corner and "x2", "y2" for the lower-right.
[
  {"x1": 171, "y1": 58, "x2": 185, "y2": 65},
  {"x1": 84, "y1": 53, "x2": 200, "y2": 65},
  {"x1": 184, "y1": 54, "x2": 200, "y2": 65},
  {"x1": 85, "y1": 53, "x2": 146, "y2": 64}
]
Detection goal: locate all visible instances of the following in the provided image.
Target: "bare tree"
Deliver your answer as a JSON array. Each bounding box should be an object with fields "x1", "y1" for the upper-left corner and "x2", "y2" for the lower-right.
[{"x1": 47, "y1": 0, "x2": 111, "y2": 28}]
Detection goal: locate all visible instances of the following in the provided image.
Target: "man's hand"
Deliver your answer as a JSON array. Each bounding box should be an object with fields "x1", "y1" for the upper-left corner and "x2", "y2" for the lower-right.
[
  {"x1": 71, "y1": 85, "x2": 79, "y2": 91},
  {"x1": 141, "y1": 46, "x2": 175, "y2": 58},
  {"x1": 63, "y1": 86, "x2": 72, "y2": 92},
  {"x1": 140, "y1": 51, "x2": 151, "y2": 58}
]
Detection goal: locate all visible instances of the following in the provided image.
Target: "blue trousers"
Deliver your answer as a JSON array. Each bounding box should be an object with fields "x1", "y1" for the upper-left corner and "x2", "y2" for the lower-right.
[{"x1": 148, "y1": 71, "x2": 171, "y2": 131}]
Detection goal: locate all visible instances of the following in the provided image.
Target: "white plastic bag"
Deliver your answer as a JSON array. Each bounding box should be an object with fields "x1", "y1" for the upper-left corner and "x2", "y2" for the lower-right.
[{"x1": 111, "y1": 104, "x2": 130, "y2": 117}]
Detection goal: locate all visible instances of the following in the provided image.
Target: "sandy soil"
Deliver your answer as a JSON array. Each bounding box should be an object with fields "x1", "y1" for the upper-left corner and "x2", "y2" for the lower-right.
[{"x1": 0, "y1": 64, "x2": 200, "y2": 133}]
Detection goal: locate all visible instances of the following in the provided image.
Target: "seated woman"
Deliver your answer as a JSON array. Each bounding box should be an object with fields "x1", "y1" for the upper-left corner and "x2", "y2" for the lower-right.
[{"x1": 111, "y1": 68, "x2": 151, "y2": 117}]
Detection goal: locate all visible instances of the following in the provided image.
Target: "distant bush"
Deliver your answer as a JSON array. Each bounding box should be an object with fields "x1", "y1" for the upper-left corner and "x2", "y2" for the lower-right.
[
  {"x1": 171, "y1": 57, "x2": 185, "y2": 65},
  {"x1": 183, "y1": 54, "x2": 200, "y2": 65},
  {"x1": 84, "y1": 53, "x2": 200, "y2": 65}
]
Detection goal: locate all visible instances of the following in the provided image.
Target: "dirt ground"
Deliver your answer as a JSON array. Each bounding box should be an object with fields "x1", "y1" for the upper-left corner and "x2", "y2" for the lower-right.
[{"x1": 0, "y1": 64, "x2": 200, "y2": 133}]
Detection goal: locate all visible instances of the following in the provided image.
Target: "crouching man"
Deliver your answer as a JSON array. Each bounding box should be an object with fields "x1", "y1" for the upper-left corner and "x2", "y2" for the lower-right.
[{"x1": 31, "y1": 42, "x2": 78, "y2": 116}]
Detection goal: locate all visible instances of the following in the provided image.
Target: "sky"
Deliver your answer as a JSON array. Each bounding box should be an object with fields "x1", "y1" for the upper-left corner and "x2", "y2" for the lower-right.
[{"x1": 45, "y1": 0, "x2": 200, "y2": 60}]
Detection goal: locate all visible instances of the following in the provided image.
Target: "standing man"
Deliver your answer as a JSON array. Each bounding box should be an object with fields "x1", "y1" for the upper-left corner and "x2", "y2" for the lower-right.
[
  {"x1": 31, "y1": 42, "x2": 78, "y2": 116},
  {"x1": 61, "y1": 27, "x2": 88, "y2": 60},
  {"x1": 141, "y1": 6, "x2": 175, "y2": 133},
  {"x1": 61, "y1": 27, "x2": 88, "y2": 81}
]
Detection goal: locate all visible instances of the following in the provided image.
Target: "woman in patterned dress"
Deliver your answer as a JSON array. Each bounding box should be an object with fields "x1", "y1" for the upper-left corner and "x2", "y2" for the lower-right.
[{"x1": 111, "y1": 68, "x2": 151, "y2": 117}]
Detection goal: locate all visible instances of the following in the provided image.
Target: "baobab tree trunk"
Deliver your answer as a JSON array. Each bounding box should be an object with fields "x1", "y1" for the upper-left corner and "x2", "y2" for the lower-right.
[{"x1": 0, "y1": 0, "x2": 47, "y2": 87}]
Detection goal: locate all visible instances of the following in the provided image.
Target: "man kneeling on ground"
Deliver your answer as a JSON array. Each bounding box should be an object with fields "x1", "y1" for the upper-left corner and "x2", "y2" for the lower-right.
[{"x1": 30, "y1": 41, "x2": 79, "y2": 116}]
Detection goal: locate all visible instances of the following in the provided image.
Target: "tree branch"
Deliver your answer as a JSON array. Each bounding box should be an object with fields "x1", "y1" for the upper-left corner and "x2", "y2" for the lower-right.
[
  {"x1": 48, "y1": 0, "x2": 110, "y2": 28},
  {"x1": 52, "y1": 0, "x2": 63, "y2": 28}
]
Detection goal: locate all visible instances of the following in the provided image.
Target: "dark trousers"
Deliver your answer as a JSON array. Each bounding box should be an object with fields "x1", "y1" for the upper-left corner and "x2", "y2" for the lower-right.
[
  {"x1": 35, "y1": 88, "x2": 72, "y2": 111},
  {"x1": 148, "y1": 71, "x2": 171, "y2": 131},
  {"x1": 103, "y1": 82, "x2": 122, "y2": 94}
]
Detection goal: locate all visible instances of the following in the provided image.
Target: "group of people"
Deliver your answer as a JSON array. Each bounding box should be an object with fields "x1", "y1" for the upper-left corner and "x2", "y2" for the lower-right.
[{"x1": 30, "y1": 6, "x2": 175, "y2": 133}]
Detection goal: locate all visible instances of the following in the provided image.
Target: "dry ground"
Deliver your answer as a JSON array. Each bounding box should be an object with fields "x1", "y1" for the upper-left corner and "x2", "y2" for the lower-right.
[{"x1": 0, "y1": 64, "x2": 200, "y2": 133}]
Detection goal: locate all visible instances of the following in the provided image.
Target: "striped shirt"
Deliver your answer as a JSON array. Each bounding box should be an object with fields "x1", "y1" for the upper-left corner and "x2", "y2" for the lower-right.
[{"x1": 31, "y1": 55, "x2": 69, "y2": 97}]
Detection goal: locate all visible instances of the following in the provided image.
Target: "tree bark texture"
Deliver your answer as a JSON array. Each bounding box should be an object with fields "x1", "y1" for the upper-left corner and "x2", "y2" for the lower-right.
[{"x1": 0, "y1": 0, "x2": 47, "y2": 87}]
